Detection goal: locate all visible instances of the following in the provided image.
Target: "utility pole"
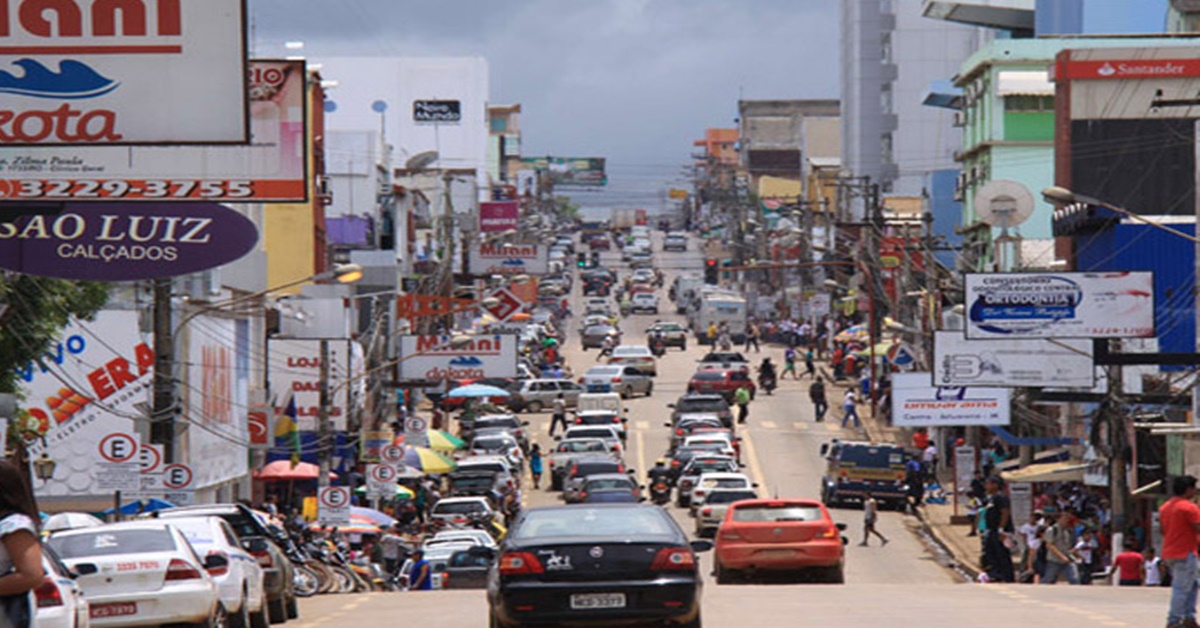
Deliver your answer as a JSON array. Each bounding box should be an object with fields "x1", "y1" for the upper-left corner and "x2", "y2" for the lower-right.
[
  {"x1": 151, "y1": 278, "x2": 175, "y2": 462},
  {"x1": 1102, "y1": 338, "x2": 1128, "y2": 564},
  {"x1": 317, "y1": 338, "x2": 332, "y2": 489}
]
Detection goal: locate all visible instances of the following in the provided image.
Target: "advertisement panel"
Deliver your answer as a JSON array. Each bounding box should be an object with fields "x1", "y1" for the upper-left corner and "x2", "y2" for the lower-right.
[
  {"x1": 891, "y1": 372, "x2": 1010, "y2": 428},
  {"x1": 0, "y1": 0, "x2": 248, "y2": 145},
  {"x1": 20, "y1": 310, "x2": 148, "y2": 497},
  {"x1": 964, "y1": 272, "x2": 1154, "y2": 339},
  {"x1": 479, "y1": 201, "x2": 519, "y2": 232},
  {"x1": 519, "y1": 156, "x2": 607, "y2": 187},
  {"x1": 0, "y1": 202, "x2": 259, "y2": 280},
  {"x1": 467, "y1": 243, "x2": 548, "y2": 276},
  {"x1": 397, "y1": 334, "x2": 518, "y2": 381},
  {"x1": 182, "y1": 315, "x2": 249, "y2": 489},
  {"x1": 267, "y1": 339, "x2": 349, "y2": 432},
  {"x1": 0, "y1": 59, "x2": 306, "y2": 201},
  {"x1": 933, "y1": 331, "x2": 1095, "y2": 388}
]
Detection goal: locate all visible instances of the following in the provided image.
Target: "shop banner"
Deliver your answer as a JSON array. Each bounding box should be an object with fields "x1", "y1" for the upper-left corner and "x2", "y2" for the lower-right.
[
  {"x1": 891, "y1": 372, "x2": 1010, "y2": 428},
  {"x1": 965, "y1": 272, "x2": 1154, "y2": 339}
]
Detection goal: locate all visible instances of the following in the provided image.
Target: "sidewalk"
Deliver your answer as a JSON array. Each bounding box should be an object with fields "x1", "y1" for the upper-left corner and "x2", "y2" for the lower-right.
[{"x1": 821, "y1": 365, "x2": 983, "y2": 580}]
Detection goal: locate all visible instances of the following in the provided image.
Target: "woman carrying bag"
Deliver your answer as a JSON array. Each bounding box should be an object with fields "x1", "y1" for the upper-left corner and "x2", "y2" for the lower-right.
[{"x1": 0, "y1": 460, "x2": 44, "y2": 628}]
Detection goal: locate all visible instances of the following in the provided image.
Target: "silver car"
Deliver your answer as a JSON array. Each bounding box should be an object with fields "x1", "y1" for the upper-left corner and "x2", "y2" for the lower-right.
[
  {"x1": 580, "y1": 365, "x2": 653, "y2": 399},
  {"x1": 694, "y1": 488, "x2": 759, "y2": 538}
]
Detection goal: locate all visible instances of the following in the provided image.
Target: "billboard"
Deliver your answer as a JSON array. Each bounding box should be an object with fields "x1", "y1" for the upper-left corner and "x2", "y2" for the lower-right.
[
  {"x1": 0, "y1": 59, "x2": 307, "y2": 201},
  {"x1": 0, "y1": 0, "x2": 248, "y2": 145},
  {"x1": 479, "y1": 201, "x2": 519, "y2": 232},
  {"x1": 519, "y1": 156, "x2": 607, "y2": 187},
  {"x1": 0, "y1": 202, "x2": 259, "y2": 280},
  {"x1": 267, "y1": 339, "x2": 350, "y2": 432},
  {"x1": 467, "y1": 243, "x2": 548, "y2": 276},
  {"x1": 182, "y1": 315, "x2": 249, "y2": 489},
  {"x1": 398, "y1": 334, "x2": 518, "y2": 381},
  {"x1": 964, "y1": 272, "x2": 1154, "y2": 339},
  {"x1": 933, "y1": 331, "x2": 1095, "y2": 389},
  {"x1": 20, "y1": 310, "x2": 147, "y2": 498},
  {"x1": 412, "y1": 100, "x2": 461, "y2": 123},
  {"x1": 891, "y1": 372, "x2": 1011, "y2": 428}
]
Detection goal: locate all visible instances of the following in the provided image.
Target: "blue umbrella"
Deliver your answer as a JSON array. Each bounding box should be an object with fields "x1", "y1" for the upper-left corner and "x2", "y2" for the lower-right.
[
  {"x1": 100, "y1": 498, "x2": 177, "y2": 516},
  {"x1": 446, "y1": 383, "x2": 511, "y2": 398}
]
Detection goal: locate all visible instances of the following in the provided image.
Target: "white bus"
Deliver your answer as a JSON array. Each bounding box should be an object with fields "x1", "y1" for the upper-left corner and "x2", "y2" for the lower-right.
[{"x1": 690, "y1": 293, "x2": 748, "y2": 344}]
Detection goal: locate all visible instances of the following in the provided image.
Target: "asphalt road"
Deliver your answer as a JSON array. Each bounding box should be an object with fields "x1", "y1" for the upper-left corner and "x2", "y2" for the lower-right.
[{"x1": 293, "y1": 232, "x2": 1171, "y2": 627}]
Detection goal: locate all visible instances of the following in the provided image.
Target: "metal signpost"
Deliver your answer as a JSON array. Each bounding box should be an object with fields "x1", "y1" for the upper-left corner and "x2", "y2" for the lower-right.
[{"x1": 317, "y1": 486, "x2": 351, "y2": 526}]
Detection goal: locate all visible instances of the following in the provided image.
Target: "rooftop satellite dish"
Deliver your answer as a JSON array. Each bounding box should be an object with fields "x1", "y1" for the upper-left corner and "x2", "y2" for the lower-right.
[
  {"x1": 974, "y1": 179, "x2": 1034, "y2": 229},
  {"x1": 405, "y1": 150, "x2": 439, "y2": 171}
]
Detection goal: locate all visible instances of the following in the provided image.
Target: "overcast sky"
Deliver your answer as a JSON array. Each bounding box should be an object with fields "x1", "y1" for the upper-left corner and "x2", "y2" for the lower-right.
[{"x1": 248, "y1": 0, "x2": 1169, "y2": 209}]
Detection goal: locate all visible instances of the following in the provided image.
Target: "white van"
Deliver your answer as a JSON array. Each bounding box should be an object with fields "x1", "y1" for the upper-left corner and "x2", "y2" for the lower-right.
[{"x1": 577, "y1": 392, "x2": 624, "y2": 417}]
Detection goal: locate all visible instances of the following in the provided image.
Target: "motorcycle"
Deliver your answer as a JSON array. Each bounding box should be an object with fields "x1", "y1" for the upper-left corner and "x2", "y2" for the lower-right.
[
  {"x1": 650, "y1": 337, "x2": 666, "y2": 358},
  {"x1": 649, "y1": 480, "x2": 672, "y2": 506},
  {"x1": 758, "y1": 370, "x2": 777, "y2": 396}
]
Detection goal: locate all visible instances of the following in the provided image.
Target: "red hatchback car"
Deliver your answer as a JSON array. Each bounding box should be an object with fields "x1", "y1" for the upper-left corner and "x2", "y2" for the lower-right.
[
  {"x1": 713, "y1": 498, "x2": 847, "y2": 584},
  {"x1": 686, "y1": 369, "x2": 755, "y2": 402}
]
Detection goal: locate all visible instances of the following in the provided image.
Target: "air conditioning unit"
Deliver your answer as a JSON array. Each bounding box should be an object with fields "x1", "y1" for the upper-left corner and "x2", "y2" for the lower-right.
[
  {"x1": 952, "y1": 111, "x2": 965, "y2": 127},
  {"x1": 315, "y1": 175, "x2": 333, "y2": 206}
]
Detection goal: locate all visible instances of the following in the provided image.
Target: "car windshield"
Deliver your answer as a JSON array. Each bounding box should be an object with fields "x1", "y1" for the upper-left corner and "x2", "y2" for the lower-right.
[
  {"x1": 476, "y1": 418, "x2": 519, "y2": 429},
  {"x1": 702, "y1": 353, "x2": 744, "y2": 362},
  {"x1": 703, "y1": 477, "x2": 745, "y2": 488},
  {"x1": 473, "y1": 437, "x2": 514, "y2": 449},
  {"x1": 50, "y1": 529, "x2": 177, "y2": 558},
  {"x1": 678, "y1": 398, "x2": 728, "y2": 412},
  {"x1": 732, "y1": 504, "x2": 824, "y2": 523},
  {"x1": 689, "y1": 459, "x2": 734, "y2": 472},
  {"x1": 435, "y1": 501, "x2": 488, "y2": 514},
  {"x1": 613, "y1": 347, "x2": 648, "y2": 357},
  {"x1": 584, "y1": 326, "x2": 614, "y2": 334},
  {"x1": 158, "y1": 519, "x2": 217, "y2": 547},
  {"x1": 706, "y1": 491, "x2": 759, "y2": 505},
  {"x1": 451, "y1": 476, "x2": 494, "y2": 489},
  {"x1": 559, "y1": 440, "x2": 606, "y2": 452},
  {"x1": 569, "y1": 428, "x2": 615, "y2": 439},
  {"x1": 512, "y1": 507, "x2": 676, "y2": 540},
  {"x1": 458, "y1": 462, "x2": 507, "y2": 474},
  {"x1": 575, "y1": 461, "x2": 621, "y2": 475}
]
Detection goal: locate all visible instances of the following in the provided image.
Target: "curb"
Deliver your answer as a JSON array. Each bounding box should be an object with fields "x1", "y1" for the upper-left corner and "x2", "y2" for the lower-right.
[{"x1": 911, "y1": 505, "x2": 983, "y2": 582}]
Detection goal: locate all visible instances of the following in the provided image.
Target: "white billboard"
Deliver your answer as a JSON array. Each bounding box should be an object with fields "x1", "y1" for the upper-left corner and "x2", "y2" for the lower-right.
[
  {"x1": 467, "y1": 243, "x2": 549, "y2": 276},
  {"x1": 19, "y1": 310, "x2": 147, "y2": 498},
  {"x1": 933, "y1": 331, "x2": 1095, "y2": 388},
  {"x1": 267, "y1": 339, "x2": 350, "y2": 432},
  {"x1": 182, "y1": 315, "x2": 249, "y2": 490},
  {"x1": 0, "y1": 0, "x2": 248, "y2": 145},
  {"x1": 0, "y1": 60, "x2": 306, "y2": 201},
  {"x1": 964, "y1": 272, "x2": 1154, "y2": 339},
  {"x1": 398, "y1": 334, "x2": 518, "y2": 381},
  {"x1": 891, "y1": 372, "x2": 1011, "y2": 428}
]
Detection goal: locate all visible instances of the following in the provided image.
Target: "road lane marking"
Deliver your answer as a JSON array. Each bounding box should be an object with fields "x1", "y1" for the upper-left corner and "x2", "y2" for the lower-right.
[
  {"x1": 635, "y1": 421, "x2": 649, "y2": 430},
  {"x1": 636, "y1": 428, "x2": 647, "y2": 483},
  {"x1": 760, "y1": 420, "x2": 778, "y2": 429},
  {"x1": 792, "y1": 422, "x2": 808, "y2": 430},
  {"x1": 738, "y1": 428, "x2": 770, "y2": 497}
]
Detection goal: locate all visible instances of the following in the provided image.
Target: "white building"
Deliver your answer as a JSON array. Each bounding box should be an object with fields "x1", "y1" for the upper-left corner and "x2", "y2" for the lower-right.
[{"x1": 840, "y1": 0, "x2": 989, "y2": 209}]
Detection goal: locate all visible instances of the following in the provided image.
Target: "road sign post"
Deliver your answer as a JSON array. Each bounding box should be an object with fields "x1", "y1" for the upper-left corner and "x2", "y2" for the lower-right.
[
  {"x1": 318, "y1": 486, "x2": 351, "y2": 525},
  {"x1": 162, "y1": 463, "x2": 195, "y2": 506},
  {"x1": 96, "y1": 432, "x2": 141, "y2": 493}
]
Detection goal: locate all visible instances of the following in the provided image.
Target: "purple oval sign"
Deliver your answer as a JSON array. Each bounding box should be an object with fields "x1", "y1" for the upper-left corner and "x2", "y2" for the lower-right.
[{"x1": 0, "y1": 202, "x2": 258, "y2": 281}]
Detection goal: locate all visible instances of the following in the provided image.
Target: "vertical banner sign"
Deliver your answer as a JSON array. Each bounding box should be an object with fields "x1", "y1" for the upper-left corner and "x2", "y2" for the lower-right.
[
  {"x1": 479, "y1": 201, "x2": 519, "y2": 232},
  {"x1": 0, "y1": 0, "x2": 249, "y2": 145},
  {"x1": 317, "y1": 486, "x2": 351, "y2": 525},
  {"x1": 954, "y1": 446, "x2": 976, "y2": 515},
  {"x1": 95, "y1": 432, "x2": 140, "y2": 492},
  {"x1": 1008, "y1": 482, "x2": 1033, "y2": 531},
  {"x1": 366, "y1": 464, "x2": 397, "y2": 498}
]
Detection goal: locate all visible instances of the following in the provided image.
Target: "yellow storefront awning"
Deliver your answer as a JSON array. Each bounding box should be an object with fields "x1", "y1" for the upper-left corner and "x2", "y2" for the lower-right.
[{"x1": 1000, "y1": 461, "x2": 1087, "y2": 484}]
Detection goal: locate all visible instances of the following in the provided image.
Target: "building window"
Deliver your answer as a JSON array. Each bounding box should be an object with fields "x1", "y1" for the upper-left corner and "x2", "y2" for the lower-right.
[
  {"x1": 490, "y1": 117, "x2": 508, "y2": 133},
  {"x1": 1004, "y1": 95, "x2": 1053, "y2": 112}
]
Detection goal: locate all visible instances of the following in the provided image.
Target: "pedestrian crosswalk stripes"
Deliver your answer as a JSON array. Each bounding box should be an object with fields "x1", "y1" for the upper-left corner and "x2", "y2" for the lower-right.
[{"x1": 760, "y1": 420, "x2": 778, "y2": 429}]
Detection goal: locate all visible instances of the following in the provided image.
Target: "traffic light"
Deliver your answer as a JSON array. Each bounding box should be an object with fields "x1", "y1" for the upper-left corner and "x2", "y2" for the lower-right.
[
  {"x1": 704, "y1": 258, "x2": 718, "y2": 284},
  {"x1": 576, "y1": 252, "x2": 587, "y2": 268}
]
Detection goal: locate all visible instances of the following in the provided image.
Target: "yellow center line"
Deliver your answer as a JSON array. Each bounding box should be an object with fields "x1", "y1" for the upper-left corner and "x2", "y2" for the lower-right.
[
  {"x1": 636, "y1": 427, "x2": 647, "y2": 482},
  {"x1": 738, "y1": 428, "x2": 770, "y2": 496}
]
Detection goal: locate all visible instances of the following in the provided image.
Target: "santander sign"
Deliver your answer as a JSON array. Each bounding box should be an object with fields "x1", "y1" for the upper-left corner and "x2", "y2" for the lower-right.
[{"x1": 0, "y1": 0, "x2": 247, "y2": 145}]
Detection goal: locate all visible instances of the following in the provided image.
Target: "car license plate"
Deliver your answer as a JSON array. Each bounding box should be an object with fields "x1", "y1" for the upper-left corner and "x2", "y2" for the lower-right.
[
  {"x1": 759, "y1": 549, "x2": 797, "y2": 559},
  {"x1": 570, "y1": 593, "x2": 626, "y2": 610},
  {"x1": 91, "y1": 602, "x2": 138, "y2": 618},
  {"x1": 588, "y1": 384, "x2": 611, "y2": 393}
]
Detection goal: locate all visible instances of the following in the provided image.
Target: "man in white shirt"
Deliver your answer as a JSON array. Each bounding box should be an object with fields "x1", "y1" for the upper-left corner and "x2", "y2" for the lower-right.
[{"x1": 923, "y1": 442, "x2": 940, "y2": 473}]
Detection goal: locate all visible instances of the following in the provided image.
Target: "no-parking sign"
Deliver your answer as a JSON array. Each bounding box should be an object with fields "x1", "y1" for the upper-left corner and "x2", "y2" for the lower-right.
[
  {"x1": 318, "y1": 487, "x2": 351, "y2": 525},
  {"x1": 366, "y1": 464, "x2": 397, "y2": 498},
  {"x1": 96, "y1": 432, "x2": 140, "y2": 492},
  {"x1": 381, "y1": 445, "x2": 405, "y2": 466}
]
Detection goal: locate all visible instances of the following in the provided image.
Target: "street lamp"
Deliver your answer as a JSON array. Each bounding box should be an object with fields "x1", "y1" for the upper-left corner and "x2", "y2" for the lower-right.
[
  {"x1": 1041, "y1": 186, "x2": 1200, "y2": 244},
  {"x1": 31, "y1": 452, "x2": 55, "y2": 481}
]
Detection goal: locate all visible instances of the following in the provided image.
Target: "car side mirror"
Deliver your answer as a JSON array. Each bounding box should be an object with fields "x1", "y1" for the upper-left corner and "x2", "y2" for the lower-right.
[
  {"x1": 638, "y1": 497, "x2": 647, "y2": 503},
  {"x1": 667, "y1": 404, "x2": 676, "y2": 409},
  {"x1": 522, "y1": 421, "x2": 531, "y2": 427},
  {"x1": 751, "y1": 483, "x2": 760, "y2": 488},
  {"x1": 690, "y1": 540, "x2": 714, "y2": 553},
  {"x1": 819, "y1": 444, "x2": 829, "y2": 455},
  {"x1": 627, "y1": 469, "x2": 637, "y2": 475},
  {"x1": 738, "y1": 463, "x2": 746, "y2": 468},
  {"x1": 836, "y1": 523, "x2": 847, "y2": 531},
  {"x1": 842, "y1": 536, "x2": 850, "y2": 546},
  {"x1": 72, "y1": 563, "x2": 99, "y2": 577},
  {"x1": 203, "y1": 553, "x2": 229, "y2": 571}
]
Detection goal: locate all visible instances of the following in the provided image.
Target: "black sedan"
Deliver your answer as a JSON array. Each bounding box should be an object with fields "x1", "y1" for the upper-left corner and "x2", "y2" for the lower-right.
[{"x1": 487, "y1": 504, "x2": 711, "y2": 627}]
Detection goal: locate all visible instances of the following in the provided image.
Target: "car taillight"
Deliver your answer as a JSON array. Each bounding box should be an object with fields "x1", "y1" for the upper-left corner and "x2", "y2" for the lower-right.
[
  {"x1": 612, "y1": 377, "x2": 622, "y2": 383},
  {"x1": 499, "y1": 552, "x2": 545, "y2": 575},
  {"x1": 165, "y1": 558, "x2": 203, "y2": 581},
  {"x1": 617, "y1": 464, "x2": 626, "y2": 472},
  {"x1": 650, "y1": 548, "x2": 696, "y2": 571},
  {"x1": 702, "y1": 508, "x2": 712, "y2": 517},
  {"x1": 694, "y1": 490, "x2": 704, "y2": 497},
  {"x1": 612, "y1": 416, "x2": 621, "y2": 423},
  {"x1": 250, "y1": 549, "x2": 273, "y2": 568},
  {"x1": 34, "y1": 578, "x2": 62, "y2": 608},
  {"x1": 574, "y1": 417, "x2": 583, "y2": 424},
  {"x1": 578, "y1": 377, "x2": 585, "y2": 383},
  {"x1": 675, "y1": 429, "x2": 683, "y2": 436},
  {"x1": 819, "y1": 526, "x2": 839, "y2": 539},
  {"x1": 205, "y1": 551, "x2": 229, "y2": 577},
  {"x1": 671, "y1": 460, "x2": 681, "y2": 467},
  {"x1": 680, "y1": 479, "x2": 693, "y2": 489},
  {"x1": 580, "y1": 491, "x2": 588, "y2": 499}
]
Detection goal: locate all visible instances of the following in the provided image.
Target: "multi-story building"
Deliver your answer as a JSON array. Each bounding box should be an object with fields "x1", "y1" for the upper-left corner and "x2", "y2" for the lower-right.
[{"x1": 488, "y1": 104, "x2": 523, "y2": 184}]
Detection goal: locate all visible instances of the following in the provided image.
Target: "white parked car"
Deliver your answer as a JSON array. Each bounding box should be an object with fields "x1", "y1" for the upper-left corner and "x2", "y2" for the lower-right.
[
  {"x1": 37, "y1": 545, "x2": 90, "y2": 628},
  {"x1": 429, "y1": 496, "x2": 497, "y2": 524},
  {"x1": 423, "y1": 529, "x2": 498, "y2": 551},
  {"x1": 48, "y1": 521, "x2": 224, "y2": 627},
  {"x1": 161, "y1": 516, "x2": 268, "y2": 628},
  {"x1": 607, "y1": 345, "x2": 658, "y2": 376},
  {"x1": 559, "y1": 425, "x2": 624, "y2": 456}
]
